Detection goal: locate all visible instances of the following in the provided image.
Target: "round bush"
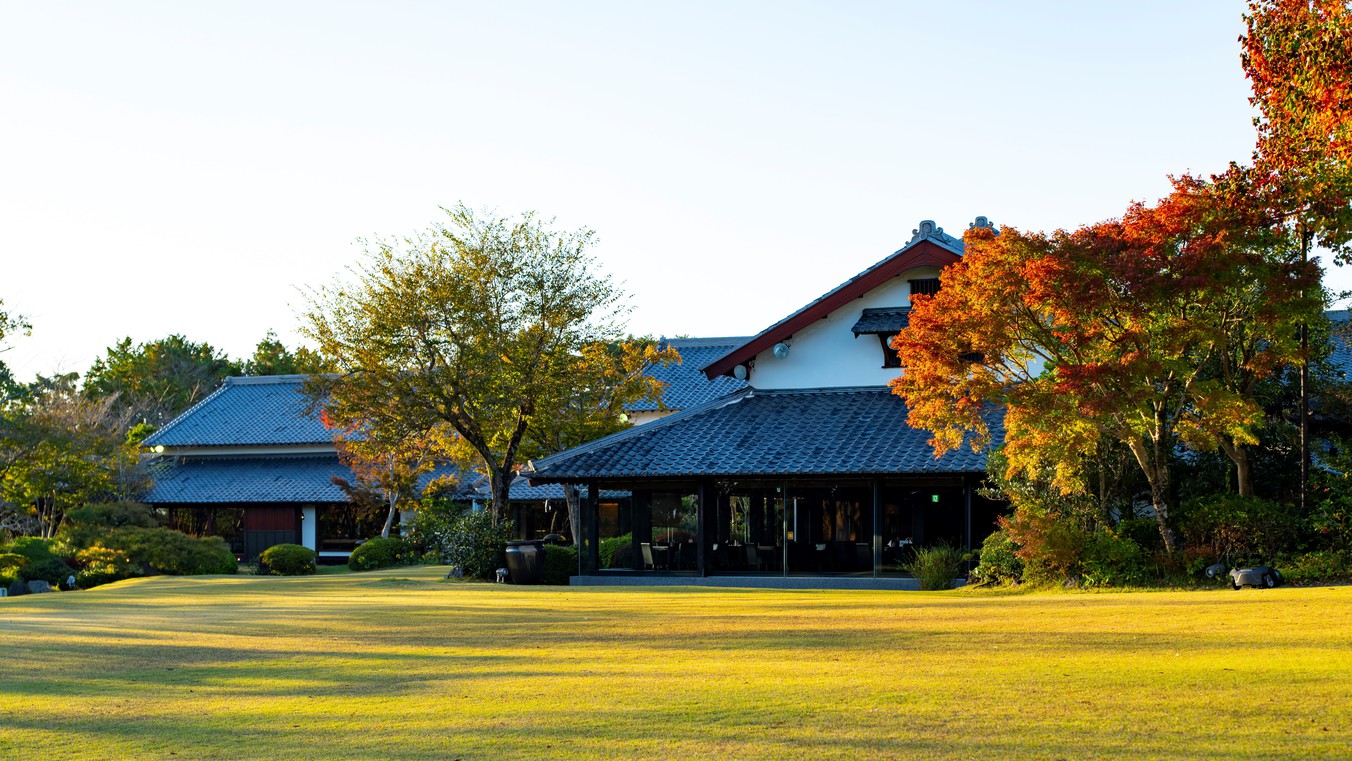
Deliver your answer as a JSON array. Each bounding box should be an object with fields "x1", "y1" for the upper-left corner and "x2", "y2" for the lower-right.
[
  {"x1": 259, "y1": 543, "x2": 317, "y2": 576},
  {"x1": 348, "y1": 536, "x2": 409, "y2": 572},
  {"x1": 969, "y1": 528, "x2": 1023, "y2": 585}
]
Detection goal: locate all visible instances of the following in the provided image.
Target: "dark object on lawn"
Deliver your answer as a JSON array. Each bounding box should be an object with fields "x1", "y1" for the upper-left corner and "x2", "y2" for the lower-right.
[
  {"x1": 1230, "y1": 565, "x2": 1282, "y2": 589},
  {"x1": 26, "y1": 580, "x2": 52, "y2": 594},
  {"x1": 504, "y1": 541, "x2": 546, "y2": 585},
  {"x1": 1204, "y1": 563, "x2": 1228, "y2": 580},
  {"x1": 8, "y1": 580, "x2": 29, "y2": 597}
]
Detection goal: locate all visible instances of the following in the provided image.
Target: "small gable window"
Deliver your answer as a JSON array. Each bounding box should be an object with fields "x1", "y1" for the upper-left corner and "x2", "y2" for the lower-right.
[
  {"x1": 850, "y1": 307, "x2": 909, "y2": 369},
  {"x1": 909, "y1": 278, "x2": 941, "y2": 298},
  {"x1": 877, "y1": 335, "x2": 903, "y2": 368}
]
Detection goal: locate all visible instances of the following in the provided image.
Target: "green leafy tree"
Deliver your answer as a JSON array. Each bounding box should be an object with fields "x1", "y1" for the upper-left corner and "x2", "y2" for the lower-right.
[
  {"x1": 1, "y1": 375, "x2": 146, "y2": 538},
  {"x1": 84, "y1": 335, "x2": 240, "y2": 425},
  {"x1": 242, "y1": 330, "x2": 333, "y2": 376},
  {"x1": 304, "y1": 204, "x2": 631, "y2": 523}
]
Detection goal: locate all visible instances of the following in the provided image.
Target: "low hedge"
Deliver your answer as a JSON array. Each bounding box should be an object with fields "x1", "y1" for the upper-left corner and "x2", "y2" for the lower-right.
[
  {"x1": 112, "y1": 528, "x2": 238, "y2": 575},
  {"x1": 348, "y1": 537, "x2": 409, "y2": 572},
  {"x1": 259, "y1": 544, "x2": 317, "y2": 576},
  {"x1": 543, "y1": 543, "x2": 578, "y2": 585}
]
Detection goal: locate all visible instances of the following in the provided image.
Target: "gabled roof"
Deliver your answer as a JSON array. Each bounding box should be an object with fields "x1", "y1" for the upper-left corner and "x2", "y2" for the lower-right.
[
  {"x1": 702, "y1": 220, "x2": 967, "y2": 379},
  {"x1": 628, "y1": 337, "x2": 750, "y2": 412},
  {"x1": 142, "y1": 375, "x2": 331, "y2": 448},
  {"x1": 851, "y1": 307, "x2": 910, "y2": 336},
  {"x1": 529, "y1": 386, "x2": 993, "y2": 482}
]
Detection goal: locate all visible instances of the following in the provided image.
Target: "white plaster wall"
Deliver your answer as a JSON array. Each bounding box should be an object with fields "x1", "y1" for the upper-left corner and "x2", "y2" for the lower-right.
[{"x1": 748, "y1": 267, "x2": 941, "y2": 390}]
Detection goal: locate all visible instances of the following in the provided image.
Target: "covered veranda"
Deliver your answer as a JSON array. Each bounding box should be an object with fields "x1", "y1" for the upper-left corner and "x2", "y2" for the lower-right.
[{"x1": 527, "y1": 387, "x2": 1004, "y2": 585}]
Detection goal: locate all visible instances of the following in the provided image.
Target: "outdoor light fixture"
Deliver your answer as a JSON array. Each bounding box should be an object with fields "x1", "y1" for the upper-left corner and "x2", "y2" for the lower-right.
[
  {"x1": 733, "y1": 364, "x2": 747, "y2": 380},
  {"x1": 153, "y1": 445, "x2": 165, "y2": 453},
  {"x1": 772, "y1": 342, "x2": 790, "y2": 359}
]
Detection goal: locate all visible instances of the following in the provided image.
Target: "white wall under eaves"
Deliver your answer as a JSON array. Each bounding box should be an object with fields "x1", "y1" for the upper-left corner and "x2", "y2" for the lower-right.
[{"x1": 747, "y1": 267, "x2": 941, "y2": 390}]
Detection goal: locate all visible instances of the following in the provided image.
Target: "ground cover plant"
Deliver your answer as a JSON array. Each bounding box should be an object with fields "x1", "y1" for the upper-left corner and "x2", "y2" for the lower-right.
[{"x1": 0, "y1": 568, "x2": 1349, "y2": 760}]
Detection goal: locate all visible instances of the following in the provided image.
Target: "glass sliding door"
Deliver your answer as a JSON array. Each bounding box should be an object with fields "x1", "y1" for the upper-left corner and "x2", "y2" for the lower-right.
[
  {"x1": 707, "y1": 485, "x2": 783, "y2": 575},
  {"x1": 785, "y1": 484, "x2": 873, "y2": 575}
]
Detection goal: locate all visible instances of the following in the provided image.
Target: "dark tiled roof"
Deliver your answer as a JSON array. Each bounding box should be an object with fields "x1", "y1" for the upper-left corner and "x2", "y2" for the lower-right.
[
  {"x1": 144, "y1": 454, "x2": 464, "y2": 504},
  {"x1": 142, "y1": 375, "x2": 330, "y2": 448},
  {"x1": 629, "y1": 337, "x2": 750, "y2": 412},
  {"x1": 851, "y1": 307, "x2": 910, "y2": 336},
  {"x1": 530, "y1": 387, "x2": 992, "y2": 481},
  {"x1": 460, "y1": 474, "x2": 627, "y2": 502},
  {"x1": 144, "y1": 454, "x2": 354, "y2": 503}
]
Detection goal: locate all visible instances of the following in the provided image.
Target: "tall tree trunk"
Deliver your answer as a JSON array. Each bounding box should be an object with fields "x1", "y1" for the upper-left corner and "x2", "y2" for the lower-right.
[
  {"x1": 380, "y1": 494, "x2": 398, "y2": 539},
  {"x1": 489, "y1": 466, "x2": 513, "y2": 527},
  {"x1": 1126, "y1": 438, "x2": 1181, "y2": 553},
  {"x1": 1218, "y1": 438, "x2": 1254, "y2": 497},
  {"x1": 563, "y1": 484, "x2": 581, "y2": 547}
]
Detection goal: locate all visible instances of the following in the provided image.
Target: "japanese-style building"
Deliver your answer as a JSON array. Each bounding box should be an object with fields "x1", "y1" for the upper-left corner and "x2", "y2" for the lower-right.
[
  {"x1": 140, "y1": 375, "x2": 461, "y2": 562},
  {"x1": 527, "y1": 219, "x2": 1006, "y2": 586}
]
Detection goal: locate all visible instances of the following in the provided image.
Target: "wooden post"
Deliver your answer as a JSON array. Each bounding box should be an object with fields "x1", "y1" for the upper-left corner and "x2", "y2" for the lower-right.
[
  {"x1": 872, "y1": 478, "x2": 882, "y2": 579},
  {"x1": 696, "y1": 481, "x2": 708, "y2": 577},
  {"x1": 586, "y1": 482, "x2": 600, "y2": 574}
]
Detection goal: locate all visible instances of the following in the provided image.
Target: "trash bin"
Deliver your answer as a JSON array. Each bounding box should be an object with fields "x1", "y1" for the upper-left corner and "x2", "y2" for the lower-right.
[{"x1": 505, "y1": 540, "x2": 546, "y2": 585}]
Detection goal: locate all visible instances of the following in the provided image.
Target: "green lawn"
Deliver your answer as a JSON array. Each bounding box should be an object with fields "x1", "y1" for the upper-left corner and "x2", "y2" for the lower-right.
[{"x1": 1, "y1": 568, "x2": 1349, "y2": 760}]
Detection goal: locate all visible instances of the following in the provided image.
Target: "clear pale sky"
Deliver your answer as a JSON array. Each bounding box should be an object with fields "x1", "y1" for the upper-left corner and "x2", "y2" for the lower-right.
[{"x1": 2, "y1": 1, "x2": 1344, "y2": 383}]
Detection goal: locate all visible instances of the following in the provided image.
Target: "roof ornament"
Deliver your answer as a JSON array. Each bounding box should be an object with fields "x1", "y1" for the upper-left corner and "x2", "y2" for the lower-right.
[
  {"x1": 908, "y1": 220, "x2": 944, "y2": 244},
  {"x1": 969, "y1": 216, "x2": 997, "y2": 233}
]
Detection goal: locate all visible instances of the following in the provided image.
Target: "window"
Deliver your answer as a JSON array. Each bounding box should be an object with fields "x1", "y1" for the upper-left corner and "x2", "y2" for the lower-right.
[
  {"x1": 909, "y1": 278, "x2": 941, "y2": 297},
  {"x1": 877, "y1": 334, "x2": 902, "y2": 368}
]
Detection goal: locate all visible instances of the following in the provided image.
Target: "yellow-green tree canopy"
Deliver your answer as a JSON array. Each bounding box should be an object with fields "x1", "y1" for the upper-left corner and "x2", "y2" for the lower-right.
[{"x1": 304, "y1": 204, "x2": 666, "y2": 523}]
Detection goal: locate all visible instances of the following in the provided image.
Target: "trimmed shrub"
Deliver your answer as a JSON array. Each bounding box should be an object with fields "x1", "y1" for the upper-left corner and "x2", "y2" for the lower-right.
[
  {"x1": 903, "y1": 541, "x2": 965, "y2": 591},
  {"x1": 59, "y1": 502, "x2": 160, "y2": 552},
  {"x1": 0, "y1": 552, "x2": 28, "y2": 576},
  {"x1": 969, "y1": 528, "x2": 1023, "y2": 585},
  {"x1": 543, "y1": 543, "x2": 578, "y2": 585},
  {"x1": 442, "y1": 510, "x2": 513, "y2": 581},
  {"x1": 348, "y1": 537, "x2": 409, "y2": 572},
  {"x1": 73, "y1": 545, "x2": 140, "y2": 589},
  {"x1": 3, "y1": 537, "x2": 73, "y2": 585},
  {"x1": 259, "y1": 543, "x2": 317, "y2": 576},
  {"x1": 112, "y1": 528, "x2": 238, "y2": 575},
  {"x1": 21, "y1": 557, "x2": 76, "y2": 586},
  {"x1": 6, "y1": 536, "x2": 60, "y2": 564}
]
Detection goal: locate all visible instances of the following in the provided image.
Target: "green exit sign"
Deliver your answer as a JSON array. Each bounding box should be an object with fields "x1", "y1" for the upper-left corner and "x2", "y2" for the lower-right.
[{"x1": 931, "y1": 494, "x2": 940, "y2": 503}]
